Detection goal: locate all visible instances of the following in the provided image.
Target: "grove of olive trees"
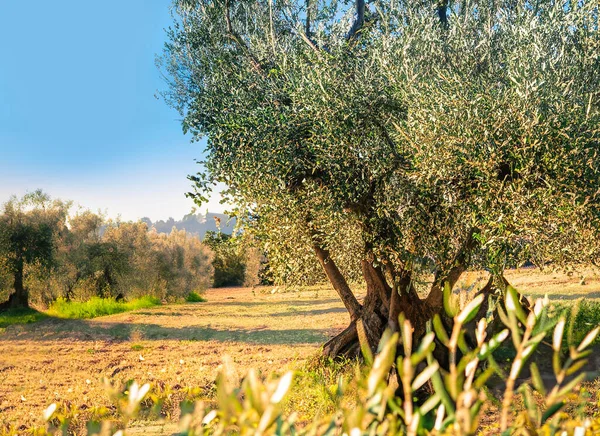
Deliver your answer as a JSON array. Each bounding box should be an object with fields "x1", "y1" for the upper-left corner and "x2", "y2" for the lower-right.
[{"x1": 0, "y1": 191, "x2": 213, "y2": 308}]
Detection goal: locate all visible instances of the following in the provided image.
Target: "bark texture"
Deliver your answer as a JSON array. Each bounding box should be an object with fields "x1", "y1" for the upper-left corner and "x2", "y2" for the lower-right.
[
  {"x1": 314, "y1": 244, "x2": 362, "y2": 321},
  {"x1": 320, "y1": 255, "x2": 508, "y2": 361},
  {"x1": 322, "y1": 259, "x2": 438, "y2": 359},
  {"x1": 0, "y1": 260, "x2": 29, "y2": 310}
]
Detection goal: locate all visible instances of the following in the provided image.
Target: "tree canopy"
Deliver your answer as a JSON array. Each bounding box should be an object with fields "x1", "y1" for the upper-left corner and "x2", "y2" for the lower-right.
[
  {"x1": 0, "y1": 191, "x2": 70, "y2": 308},
  {"x1": 162, "y1": 0, "x2": 600, "y2": 355}
]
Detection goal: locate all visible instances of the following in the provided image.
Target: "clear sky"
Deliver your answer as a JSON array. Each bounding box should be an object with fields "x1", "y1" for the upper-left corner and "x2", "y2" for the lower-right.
[{"x1": 0, "y1": 0, "x2": 224, "y2": 221}]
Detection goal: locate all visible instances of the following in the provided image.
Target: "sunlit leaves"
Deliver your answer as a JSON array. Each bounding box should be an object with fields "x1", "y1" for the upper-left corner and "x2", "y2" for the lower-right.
[{"x1": 162, "y1": 0, "x2": 600, "y2": 290}]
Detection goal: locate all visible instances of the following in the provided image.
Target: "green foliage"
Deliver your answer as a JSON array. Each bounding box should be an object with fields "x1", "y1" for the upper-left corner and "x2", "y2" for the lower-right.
[
  {"x1": 203, "y1": 231, "x2": 246, "y2": 287},
  {"x1": 185, "y1": 291, "x2": 206, "y2": 303},
  {"x1": 46, "y1": 296, "x2": 160, "y2": 319},
  {"x1": 558, "y1": 299, "x2": 600, "y2": 347},
  {"x1": 0, "y1": 307, "x2": 47, "y2": 328},
  {"x1": 145, "y1": 227, "x2": 213, "y2": 300},
  {"x1": 283, "y1": 356, "x2": 359, "y2": 422},
  {"x1": 0, "y1": 195, "x2": 214, "y2": 307},
  {"x1": 0, "y1": 190, "x2": 71, "y2": 307},
  {"x1": 162, "y1": 0, "x2": 600, "y2": 292}
]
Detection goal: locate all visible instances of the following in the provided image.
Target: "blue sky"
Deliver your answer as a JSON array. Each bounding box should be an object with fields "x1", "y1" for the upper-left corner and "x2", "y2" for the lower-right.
[{"x1": 0, "y1": 0, "x2": 223, "y2": 221}]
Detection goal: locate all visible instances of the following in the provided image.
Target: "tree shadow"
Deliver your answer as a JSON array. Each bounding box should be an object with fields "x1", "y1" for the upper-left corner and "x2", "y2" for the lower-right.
[
  {"x1": 533, "y1": 292, "x2": 600, "y2": 300},
  {"x1": 1, "y1": 317, "x2": 331, "y2": 345},
  {"x1": 0, "y1": 307, "x2": 48, "y2": 328},
  {"x1": 134, "y1": 311, "x2": 185, "y2": 317},
  {"x1": 206, "y1": 298, "x2": 342, "y2": 308},
  {"x1": 269, "y1": 307, "x2": 348, "y2": 317}
]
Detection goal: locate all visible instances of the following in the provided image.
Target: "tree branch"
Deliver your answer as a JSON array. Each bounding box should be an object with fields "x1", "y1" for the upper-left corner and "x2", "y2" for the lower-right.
[
  {"x1": 305, "y1": 0, "x2": 311, "y2": 37},
  {"x1": 281, "y1": 6, "x2": 321, "y2": 53},
  {"x1": 425, "y1": 230, "x2": 475, "y2": 306},
  {"x1": 437, "y1": 0, "x2": 449, "y2": 28},
  {"x1": 224, "y1": 0, "x2": 262, "y2": 71},
  {"x1": 269, "y1": 0, "x2": 276, "y2": 56},
  {"x1": 314, "y1": 243, "x2": 362, "y2": 321},
  {"x1": 346, "y1": 0, "x2": 365, "y2": 41}
]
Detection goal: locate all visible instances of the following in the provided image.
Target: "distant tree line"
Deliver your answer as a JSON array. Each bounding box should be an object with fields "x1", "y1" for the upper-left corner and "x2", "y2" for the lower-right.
[
  {"x1": 0, "y1": 192, "x2": 276, "y2": 310},
  {"x1": 142, "y1": 209, "x2": 273, "y2": 289},
  {"x1": 141, "y1": 212, "x2": 236, "y2": 238},
  {"x1": 0, "y1": 191, "x2": 213, "y2": 309}
]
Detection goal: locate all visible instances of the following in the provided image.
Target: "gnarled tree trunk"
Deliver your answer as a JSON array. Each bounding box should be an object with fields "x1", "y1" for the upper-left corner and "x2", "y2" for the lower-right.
[
  {"x1": 319, "y1": 253, "x2": 508, "y2": 361},
  {"x1": 0, "y1": 260, "x2": 29, "y2": 310},
  {"x1": 321, "y1": 257, "x2": 435, "y2": 359}
]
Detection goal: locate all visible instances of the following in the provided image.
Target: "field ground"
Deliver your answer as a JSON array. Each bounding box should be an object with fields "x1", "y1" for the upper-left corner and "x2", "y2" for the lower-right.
[{"x1": 1, "y1": 267, "x2": 600, "y2": 433}]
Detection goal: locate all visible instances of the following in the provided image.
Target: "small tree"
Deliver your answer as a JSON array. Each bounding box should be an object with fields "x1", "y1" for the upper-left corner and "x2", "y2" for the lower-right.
[
  {"x1": 55, "y1": 210, "x2": 104, "y2": 301},
  {"x1": 0, "y1": 191, "x2": 70, "y2": 309},
  {"x1": 149, "y1": 227, "x2": 213, "y2": 299},
  {"x1": 203, "y1": 231, "x2": 246, "y2": 287},
  {"x1": 162, "y1": 0, "x2": 600, "y2": 356}
]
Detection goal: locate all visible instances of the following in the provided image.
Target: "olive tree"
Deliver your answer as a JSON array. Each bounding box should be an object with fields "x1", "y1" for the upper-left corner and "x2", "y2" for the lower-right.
[
  {"x1": 148, "y1": 227, "x2": 213, "y2": 300},
  {"x1": 161, "y1": 0, "x2": 600, "y2": 357},
  {"x1": 0, "y1": 191, "x2": 70, "y2": 309},
  {"x1": 55, "y1": 210, "x2": 104, "y2": 301}
]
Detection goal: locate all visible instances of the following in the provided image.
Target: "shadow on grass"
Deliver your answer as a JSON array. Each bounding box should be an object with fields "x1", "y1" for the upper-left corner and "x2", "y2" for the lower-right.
[
  {"x1": 1, "y1": 316, "x2": 332, "y2": 345},
  {"x1": 135, "y1": 307, "x2": 347, "y2": 318},
  {"x1": 0, "y1": 308, "x2": 48, "y2": 328},
  {"x1": 134, "y1": 311, "x2": 186, "y2": 317},
  {"x1": 270, "y1": 307, "x2": 348, "y2": 317},
  {"x1": 531, "y1": 292, "x2": 600, "y2": 300},
  {"x1": 0, "y1": 295, "x2": 348, "y2": 346},
  {"x1": 198, "y1": 298, "x2": 345, "y2": 311}
]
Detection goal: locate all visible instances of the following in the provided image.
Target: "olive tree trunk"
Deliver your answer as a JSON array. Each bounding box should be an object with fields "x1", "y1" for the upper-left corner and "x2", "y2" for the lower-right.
[
  {"x1": 0, "y1": 259, "x2": 29, "y2": 310},
  {"x1": 320, "y1": 258, "x2": 437, "y2": 359},
  {"x1": 319, "y1": 255, "x2": 504, "y2": 361}
]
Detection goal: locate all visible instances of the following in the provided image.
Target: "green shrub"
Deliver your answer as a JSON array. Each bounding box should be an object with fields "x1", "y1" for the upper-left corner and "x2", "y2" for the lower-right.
[
  {"x1": 559, "y1": 299, "x2": 600, "y2": 346},
  {"x1": 185, "y1": 291, "x2": 206, "y2": 303},
  {"x1": 47, "y1": 296, "x2": 160, "y2": 319}
]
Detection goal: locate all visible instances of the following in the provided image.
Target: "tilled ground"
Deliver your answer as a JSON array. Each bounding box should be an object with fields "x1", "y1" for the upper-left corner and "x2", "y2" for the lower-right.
[
  {"x1": 0, "y1": 286, "x2": 349, "y2": 430},
  {"x1": 1, "y1": 268, "x2": 599, "y2": 432}
]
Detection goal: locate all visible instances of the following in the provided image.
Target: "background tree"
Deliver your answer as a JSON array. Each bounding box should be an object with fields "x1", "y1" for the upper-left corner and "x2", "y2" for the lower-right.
[
  {"x1": 149, "y1": 227, "x2": 213, "y2": 299},
  {"x1": 54, "y1": 210, "x2": 104, "y2": 301},
  {"x1": 167, "y1": 0, "x2": 598, "y2": 355},
  {"x1": 0, "y1": 196, "x2": 215, "y2": 307},
  {"x1": 0, "y1": 191, "x2": 70, "y2": 309},
  {"x1": 203, "y1": 231, "x2": 247, "y2": 287},
  {"x1": 101, "y1": 221, "x2": 152, "y2": 299}
]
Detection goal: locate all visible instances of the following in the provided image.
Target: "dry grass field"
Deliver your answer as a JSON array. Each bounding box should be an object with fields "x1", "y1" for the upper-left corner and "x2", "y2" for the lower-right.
[
  {"x1": 1, "y1": 268, "x2": 599, "y2": 433},
  {"x1": 0, "y1": 285, "x2": 350, "y2": 432}
]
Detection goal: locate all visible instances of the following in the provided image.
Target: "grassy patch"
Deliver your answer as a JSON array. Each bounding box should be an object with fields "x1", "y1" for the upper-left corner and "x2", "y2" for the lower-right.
[
  {"x1": 47, "y1": 296, "x2": 160, "y2": 319},
  {"x1": 283, "y1": 355, "x2": 359, "y2": 422},
  {"x1": 185, "y1": 292, "x2": 206, "y2": 303},
  {"x1": 559, "y1": 299, "x2": 600, "y2": 345},
  {"x1": 0, "y1": 308, "x2": 47, "y2": 328}
]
